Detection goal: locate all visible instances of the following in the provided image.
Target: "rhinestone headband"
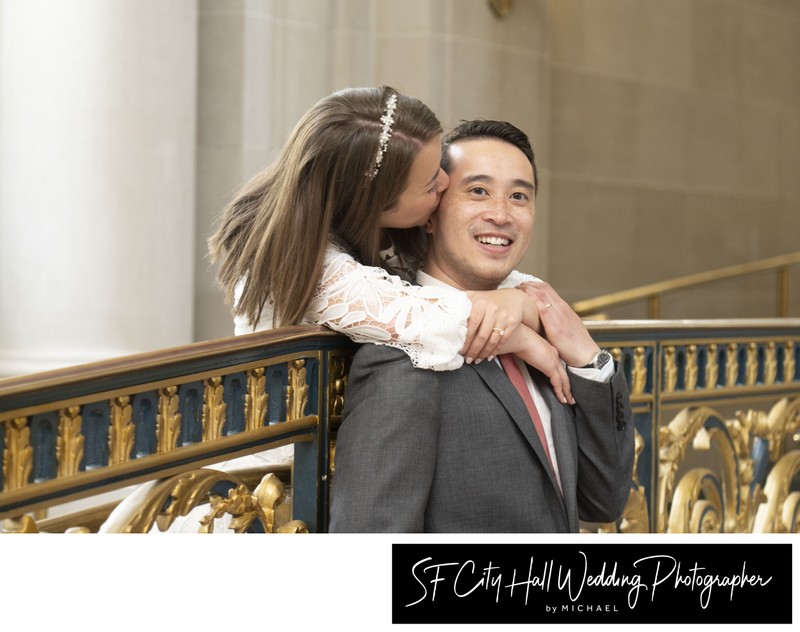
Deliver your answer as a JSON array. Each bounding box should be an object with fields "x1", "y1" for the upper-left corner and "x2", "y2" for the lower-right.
[{"x1": 366, "y1": 91, "x2": 398, "y2": 180}]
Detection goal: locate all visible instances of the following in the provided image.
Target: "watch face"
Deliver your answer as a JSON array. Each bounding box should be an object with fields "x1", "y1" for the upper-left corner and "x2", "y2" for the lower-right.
[{"x1": 595, "y1": 350, "x2": 612, "y2": 369}]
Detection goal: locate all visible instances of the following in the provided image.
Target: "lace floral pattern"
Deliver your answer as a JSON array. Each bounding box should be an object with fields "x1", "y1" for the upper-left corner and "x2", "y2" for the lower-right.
[{"x1": 234, "y1": 243, "x2": 538, "y2": 371}]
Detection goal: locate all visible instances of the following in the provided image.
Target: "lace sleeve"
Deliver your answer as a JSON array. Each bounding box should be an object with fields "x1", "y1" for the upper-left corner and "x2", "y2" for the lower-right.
[
  {"x1": 499, "y1": 269, "x2": 540, "y2": 288},
  {"x1": 305, "y1": 245, "x2": 472, "y2": 371}
]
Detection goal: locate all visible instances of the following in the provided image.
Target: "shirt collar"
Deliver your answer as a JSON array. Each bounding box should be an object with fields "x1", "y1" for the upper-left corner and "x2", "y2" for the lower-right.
[{"x1": 416, "y1": 269, "x2": 455, "y2": 289}]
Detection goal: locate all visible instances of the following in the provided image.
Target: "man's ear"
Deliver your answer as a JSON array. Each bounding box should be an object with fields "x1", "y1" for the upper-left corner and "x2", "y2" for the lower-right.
[{"x1": 424, "y1": 213, "x2": 437, "y2": 234}]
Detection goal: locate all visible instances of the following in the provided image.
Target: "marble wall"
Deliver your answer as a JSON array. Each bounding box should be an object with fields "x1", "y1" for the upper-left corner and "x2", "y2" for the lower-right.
[{"x1": 545, "y1": 0, "x2": 800, "y2": 318}]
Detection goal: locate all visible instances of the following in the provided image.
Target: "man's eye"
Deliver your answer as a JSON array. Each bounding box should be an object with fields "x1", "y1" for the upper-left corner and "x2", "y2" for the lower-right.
[
  {"x1": 511, "y1": 192, "x2": 528, "y2": 201},
  {"x1": 470, "y1": 187, "x2": 487, "y2": 195}
]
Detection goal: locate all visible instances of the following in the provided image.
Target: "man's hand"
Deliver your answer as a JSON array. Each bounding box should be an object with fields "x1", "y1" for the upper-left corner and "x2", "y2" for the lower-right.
[{"x1": 517, "y1": 281, "x2": 600, "y2": 368}]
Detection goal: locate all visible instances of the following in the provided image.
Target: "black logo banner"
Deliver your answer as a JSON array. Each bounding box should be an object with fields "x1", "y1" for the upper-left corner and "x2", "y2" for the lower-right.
[{"x1": 392, "y1": 543, "x2": 792, "y2": 624}]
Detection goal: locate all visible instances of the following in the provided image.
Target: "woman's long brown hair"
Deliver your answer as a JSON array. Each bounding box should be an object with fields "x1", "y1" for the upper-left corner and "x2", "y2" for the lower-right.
[{"x1": 208, "y1": 86, "x2": 442, "y2": 328}]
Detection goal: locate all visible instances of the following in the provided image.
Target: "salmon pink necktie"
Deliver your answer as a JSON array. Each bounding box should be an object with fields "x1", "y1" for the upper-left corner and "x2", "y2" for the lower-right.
[{"x1": 498, "y1": 353, "x2": 555, "y2": 472}]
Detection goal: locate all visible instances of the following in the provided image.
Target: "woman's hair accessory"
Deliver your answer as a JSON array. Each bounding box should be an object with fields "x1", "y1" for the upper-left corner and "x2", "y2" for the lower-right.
[{"x1": 366, "y1": 91, "x2": 398, "y2": 180}]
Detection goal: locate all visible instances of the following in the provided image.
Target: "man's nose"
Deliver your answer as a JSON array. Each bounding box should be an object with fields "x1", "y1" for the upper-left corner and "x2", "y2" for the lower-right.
[{"x1": 483, "y1": 197, "x2": 512, "y2": 223}]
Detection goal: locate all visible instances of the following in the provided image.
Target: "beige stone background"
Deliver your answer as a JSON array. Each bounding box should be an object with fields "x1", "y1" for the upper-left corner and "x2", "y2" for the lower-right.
[{"x1": 1, "y1": 0, "x2": 799, "y2": 376}]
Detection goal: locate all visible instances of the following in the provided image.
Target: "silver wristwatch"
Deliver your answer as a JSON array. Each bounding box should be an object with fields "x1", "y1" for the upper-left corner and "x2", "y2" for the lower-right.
[{"x1": 581, "y1": 349, "x2": 612, "y2": 370}]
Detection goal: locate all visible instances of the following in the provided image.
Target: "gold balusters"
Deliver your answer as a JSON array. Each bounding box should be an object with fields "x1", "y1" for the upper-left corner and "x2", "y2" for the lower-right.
[
  {"x1": 705, "y1": 343, "x2": 719, "y2": 389},
  {"x1": 245, "y1": 368, "x2": 268, "y2": 431},
  {"x1": 631, "y1": 346, "x2": 647, "y2": 396},
  {"x1": 784, "y1": 341, "x2": 796, "y2": 383},
  {"x1": 745, "y1": 342, "x2": 758, "y2": 386},
  {"x1": 663, "y1": 346, "x2": 677, "y2": 393},
  {"x1": 202, "y1": 377, "x2": 226, "y2": 441},
  {"x1": 685, "y1": 345, "x2": 698, "y2": 391},
  {"x1": 725, "y1": 343, "x2": 739, "y2": 387},
  {"x1": 286, "y1": 360, "x2": 309, "y2": 422},
  {"x1": 57, "y1": 406, "x2": 84, "y2": 477},
  {"x1": 157, "y1": 386, "x2": 182, "y2": 453},
  {"x1": 765, "y1": 342, "x2": 778, "y2": 385},
  {"x1": 109, "y1": 396, "x2": 134, "y2": 466},
  {"x1": 2, "y1": 417, "x2": 33, "y2": 491}
]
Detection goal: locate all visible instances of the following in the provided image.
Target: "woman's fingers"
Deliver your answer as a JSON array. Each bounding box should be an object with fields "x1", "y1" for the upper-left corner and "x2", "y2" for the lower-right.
[
  {"x1": 463, "y1": 289, "x2": 532, "y2": 363},
  {"x1": 513, "y1": 329, "x2": 576, "y2": 405},
  {"x1": 470, "y1": 320, "x2": 519, "y2": 363},
  {"x1": 547, "y1": 361, "x2": 574, "y2": 405}
]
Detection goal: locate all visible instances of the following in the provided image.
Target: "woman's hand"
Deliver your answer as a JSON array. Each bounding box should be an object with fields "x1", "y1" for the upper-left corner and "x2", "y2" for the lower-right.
[
  {"x1": 517, "y1": 281, "x2": 599, "y2": 368},
  {"x1": 461, "y1": 288, "x2": 540, "y2": 363}
]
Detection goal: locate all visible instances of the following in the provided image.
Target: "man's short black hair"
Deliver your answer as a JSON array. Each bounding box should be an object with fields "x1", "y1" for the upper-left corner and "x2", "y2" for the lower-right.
[{"x1": 441, "y1": 119, "x2": 538, "y2": 194}]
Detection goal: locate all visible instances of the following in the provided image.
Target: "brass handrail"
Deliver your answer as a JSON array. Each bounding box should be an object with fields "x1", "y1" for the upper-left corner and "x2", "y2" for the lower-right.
[{"x1": 572, "y1": 251, "x2": 800, "y2": 319}]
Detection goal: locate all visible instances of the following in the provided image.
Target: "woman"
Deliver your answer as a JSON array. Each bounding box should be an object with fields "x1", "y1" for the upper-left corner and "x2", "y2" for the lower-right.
[{"x1": 209, "y1": 86, "x2": 566, "y2": 393}]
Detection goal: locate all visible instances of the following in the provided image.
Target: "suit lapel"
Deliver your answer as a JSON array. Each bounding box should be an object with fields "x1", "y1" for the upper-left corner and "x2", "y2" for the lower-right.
[
  {"x1": 531, "y1": 371, "x2": 579, "y2": 528},
  {"x1": 471, "y1": 360, "x2": 566, "y2": 507}
]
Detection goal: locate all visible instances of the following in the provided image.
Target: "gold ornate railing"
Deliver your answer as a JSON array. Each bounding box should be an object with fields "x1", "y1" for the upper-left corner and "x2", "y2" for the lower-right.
[
  {"x1": 589, "y1": 318, "x2": 800, "y2": 534},
  {"x1": 0, "y1": 326, "x2": 356, "y2": 533},
  {"x1": 572, "y1": 251, "x2": 800, "y2": 319},
  {"x1": 1, "y1": 319, "x2": 798, "y2": 533}
]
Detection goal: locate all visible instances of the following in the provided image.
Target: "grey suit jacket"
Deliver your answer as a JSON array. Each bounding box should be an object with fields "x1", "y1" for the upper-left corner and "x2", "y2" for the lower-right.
[{"x1": 329, "y1": 344, "x2": 634, "y2": 533}]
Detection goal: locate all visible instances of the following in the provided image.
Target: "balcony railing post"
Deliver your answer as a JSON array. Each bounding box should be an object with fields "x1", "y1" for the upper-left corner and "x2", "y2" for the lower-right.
[
  {"x1": 777, "y1": 267, "x2": 789, "y2": 317},
  {"x1": 647, "y1": 295, "x2": 661, "y2": 319}
]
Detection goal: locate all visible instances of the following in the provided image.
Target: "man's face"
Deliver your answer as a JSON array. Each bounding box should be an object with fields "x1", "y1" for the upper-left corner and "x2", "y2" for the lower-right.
[{"x1": 424, "y1": 138, "x2": 535, "y2": 291}]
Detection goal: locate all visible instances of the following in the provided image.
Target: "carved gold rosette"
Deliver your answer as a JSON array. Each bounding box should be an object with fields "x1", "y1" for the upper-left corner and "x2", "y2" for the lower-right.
[
  {"x1": 658, "y1": 398, "x2": 800, "y2": 534},
  {"x1": 100, "y1": 468, "x2": 307, "y2": 534}
]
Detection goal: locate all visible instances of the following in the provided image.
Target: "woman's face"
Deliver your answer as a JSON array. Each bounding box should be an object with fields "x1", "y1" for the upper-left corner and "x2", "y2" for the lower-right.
[{"x1": 379, "y1": 138, "x2": 450, "y2": 228}]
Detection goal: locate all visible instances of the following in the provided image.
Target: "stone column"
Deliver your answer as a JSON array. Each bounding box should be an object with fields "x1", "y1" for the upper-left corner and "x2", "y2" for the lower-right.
[{"x1": 0, "y1": 0, "x2": 198, "y2": 376}]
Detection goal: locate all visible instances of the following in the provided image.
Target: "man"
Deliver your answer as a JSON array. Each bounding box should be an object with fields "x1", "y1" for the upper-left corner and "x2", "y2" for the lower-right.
[{"x1": 329, "y1": 120, "x2": 634, "y2": 532}]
